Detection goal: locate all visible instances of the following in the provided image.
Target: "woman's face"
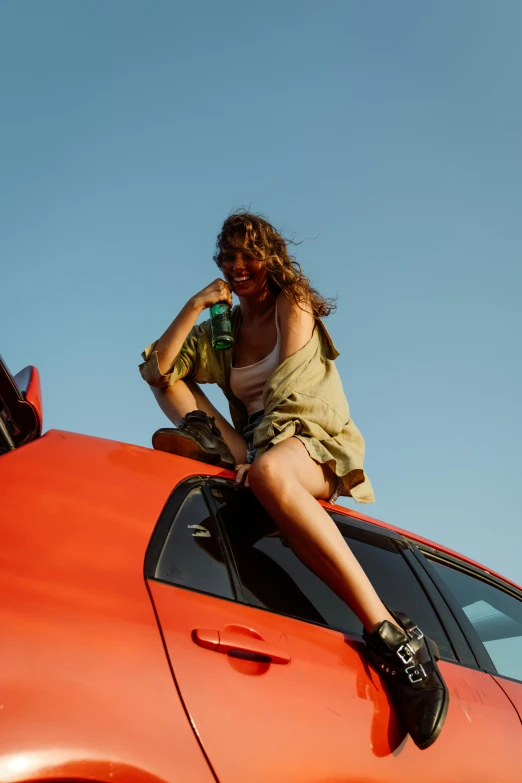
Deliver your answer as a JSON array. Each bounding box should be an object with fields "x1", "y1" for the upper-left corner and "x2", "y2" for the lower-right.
[{"x1": 220, "y1": 249, "x2": 269, "y2": 299}]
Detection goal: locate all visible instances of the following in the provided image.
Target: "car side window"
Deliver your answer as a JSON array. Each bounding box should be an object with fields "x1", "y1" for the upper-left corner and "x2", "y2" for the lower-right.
[
  {"x1": 211, "y1": 485, "x2": 454, "y2": 660},
  {"x1": 430, "y1": 559, "x2": 522, "y2": 682},
  {"x1": 155, "y1": 487, "x2": 235, "y2": 600}
]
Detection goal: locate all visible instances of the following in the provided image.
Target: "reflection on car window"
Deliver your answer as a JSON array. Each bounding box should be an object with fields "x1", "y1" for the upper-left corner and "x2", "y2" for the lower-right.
[
  {"x1": 431, "y1": 560, "x2": 522, "y2": 681},
  {"x1": 211, "y1": 486, "x2": 454, "y2": 660},
  {"x1": 156, "y1": 487, "x2": 234, "y2": 600}
]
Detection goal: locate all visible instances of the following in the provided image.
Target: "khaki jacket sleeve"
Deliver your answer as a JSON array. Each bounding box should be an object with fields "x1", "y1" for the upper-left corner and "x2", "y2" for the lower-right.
[
  {"x1": 139, "y1": 322, "x2": 214, "y2": 388},
  {"x1": 252, "y1": 322, "x2": 375, "y2": 504}
]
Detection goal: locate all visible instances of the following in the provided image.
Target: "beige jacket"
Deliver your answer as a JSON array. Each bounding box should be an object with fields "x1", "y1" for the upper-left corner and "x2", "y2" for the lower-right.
[{"x1": 139, "y1": 306, "x2": 374, "y2": 503}]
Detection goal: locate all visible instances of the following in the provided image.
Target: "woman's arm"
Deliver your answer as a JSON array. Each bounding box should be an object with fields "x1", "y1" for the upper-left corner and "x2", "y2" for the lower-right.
[
  {"x1": 154, "y1": 278, "x2": 232, "y2": 375},
  {"x1": 278, "y1": 294, "x2": 315, "y2": 363}
]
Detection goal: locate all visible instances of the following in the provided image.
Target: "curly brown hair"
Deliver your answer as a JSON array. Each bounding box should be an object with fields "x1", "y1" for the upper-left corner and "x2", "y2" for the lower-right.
[{"x1": 213, "y1": 211, "x2": 336, "y2": 319}]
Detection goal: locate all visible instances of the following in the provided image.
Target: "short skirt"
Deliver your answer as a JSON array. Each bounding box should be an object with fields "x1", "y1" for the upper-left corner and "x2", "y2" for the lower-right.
[{"x1": 241, "y1": 410, "x2": 343, "y2": 504}]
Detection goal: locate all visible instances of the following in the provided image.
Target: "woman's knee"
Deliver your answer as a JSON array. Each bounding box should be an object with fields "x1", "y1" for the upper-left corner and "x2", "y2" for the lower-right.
[
  {"x1": 249, "y1": 450, "x2": 293, "y2": 496},
  {"x1": 249, "y1": 439, "x2": 335, "y2": 501}
]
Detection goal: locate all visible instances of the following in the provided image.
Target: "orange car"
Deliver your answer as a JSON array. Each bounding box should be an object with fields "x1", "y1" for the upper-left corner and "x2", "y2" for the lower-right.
[{"x1": 2, "y1": 356, "x2": 522, "y2": 783}]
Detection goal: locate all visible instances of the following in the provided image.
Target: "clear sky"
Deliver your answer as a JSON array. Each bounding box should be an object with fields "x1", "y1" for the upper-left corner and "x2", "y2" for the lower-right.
[{"x1": 1, "y1": 1, "x2": 520, "y2": 582}]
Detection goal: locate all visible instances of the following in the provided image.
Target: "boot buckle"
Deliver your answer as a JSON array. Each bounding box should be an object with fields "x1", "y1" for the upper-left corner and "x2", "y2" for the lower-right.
[
  {"x1": 397, "y1": 643, "x2": 415, "y2": 665},
  {"x1": 405, "y1": 663, "x2": 427, "y2": 683},
  {"x1": 408, "y1": 625, "x2": 424, "y2": 640}
]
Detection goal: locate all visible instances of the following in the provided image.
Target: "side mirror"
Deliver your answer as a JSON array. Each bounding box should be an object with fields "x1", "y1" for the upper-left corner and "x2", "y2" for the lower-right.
[{"x1": 0, "y1": 356, "x2": 43, "y2": 451}]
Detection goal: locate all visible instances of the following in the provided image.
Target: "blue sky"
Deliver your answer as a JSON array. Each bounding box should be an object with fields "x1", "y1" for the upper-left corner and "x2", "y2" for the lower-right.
[{"x1": 1, "y1": 1, "x2": 521, "y2": 582}]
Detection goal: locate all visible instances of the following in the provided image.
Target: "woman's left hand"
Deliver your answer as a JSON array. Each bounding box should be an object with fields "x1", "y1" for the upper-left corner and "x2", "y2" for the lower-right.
[{"x1": 235, "y1": 464, "x2": 252, "y2": 487}]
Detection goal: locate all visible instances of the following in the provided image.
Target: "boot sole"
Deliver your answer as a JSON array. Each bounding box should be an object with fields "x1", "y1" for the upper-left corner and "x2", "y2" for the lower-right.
[
  {"x1": 152, "y1": 430, "x2": 235, "y2": 470},
  {"x1": 415, "y1": 637, "x2": 450, "y2": 750}
]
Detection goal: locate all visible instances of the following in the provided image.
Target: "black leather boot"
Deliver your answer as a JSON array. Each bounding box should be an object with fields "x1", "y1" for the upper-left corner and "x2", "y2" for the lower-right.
[
  {"x1": 363, "y1": 612, "x2": 449, "y2": 750},
  {"x1": 152, "y1": 410, "x2": 236, "y2": 470}
]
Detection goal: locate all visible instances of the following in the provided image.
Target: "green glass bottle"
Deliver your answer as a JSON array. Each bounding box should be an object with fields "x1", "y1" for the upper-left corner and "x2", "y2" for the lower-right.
[{"x1": 210, "y1": 302, "x2": 234, "y2": 351}]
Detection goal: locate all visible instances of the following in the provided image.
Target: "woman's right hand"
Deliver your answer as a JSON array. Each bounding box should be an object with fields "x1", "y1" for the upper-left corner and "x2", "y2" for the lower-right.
[
  {"x1": 191, "y1": 278, "x2": 233, "y2": 312},
  {"x1": 152, "y1": 279, "x2": 232, "y2": 377}
]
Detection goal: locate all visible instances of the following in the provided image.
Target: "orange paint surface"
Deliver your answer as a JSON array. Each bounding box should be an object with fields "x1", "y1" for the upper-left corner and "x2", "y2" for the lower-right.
[
  {"x1": 0, "y1": 431, "x2": 215, "y2": 783},
  {"x1": 1, "y1": 429, "x2": 521, "y2": 782},
  {"x1": 150, "y1": 580, "x2": 522, "y2": 782}
]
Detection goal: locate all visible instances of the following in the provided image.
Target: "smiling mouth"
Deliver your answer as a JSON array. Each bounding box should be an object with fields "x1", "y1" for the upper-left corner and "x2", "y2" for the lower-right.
[{"x1": 233, "y1": 275, "x2": 253, "y2": 283}]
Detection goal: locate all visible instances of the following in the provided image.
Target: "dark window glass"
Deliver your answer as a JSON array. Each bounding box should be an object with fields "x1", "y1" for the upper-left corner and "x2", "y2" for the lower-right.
[
  {"x1": 211, "y1": 486, "x2": 454, "y2": 660},
  {"x1": 431, "y1": 560, "x2": 522, "y2": 681},
  {"x1": 156, "y1": 487, "x2": 234, "y2": 600}
]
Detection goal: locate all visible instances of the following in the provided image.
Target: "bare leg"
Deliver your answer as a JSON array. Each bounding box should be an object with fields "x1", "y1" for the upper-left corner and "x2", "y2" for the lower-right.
[
  {"x1": 248, "y1": 438, "x2": 397, "y2": 632},
  {"x1": 151, "y1": 380, "x2": 247, "y2": 464}
]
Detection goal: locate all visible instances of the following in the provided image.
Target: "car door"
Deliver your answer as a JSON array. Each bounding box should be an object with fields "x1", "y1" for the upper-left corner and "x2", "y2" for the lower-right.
[
  {"x1": 146, "y1": 478, "x2": 521, "y2": 783},
  {"x1": 416, "y1": 547, "x2": 522, "y2": 724}
]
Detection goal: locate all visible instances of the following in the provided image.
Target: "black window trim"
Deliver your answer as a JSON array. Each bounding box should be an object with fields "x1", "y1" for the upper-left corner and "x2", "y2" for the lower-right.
[
  {"x1": 206, "y1": 482, "x2": 416, "y2": 635},
  {"x1": 144, "y1": 475, "x2": 244, "y2": 601},
  {"x1": 145, "y1": 475, "x2": 505, "y2": 673},
  {"x1": 409, "y1": 545, "x2": 500, "y2": 673},
  {"x1": 202, "y1": 480, "x2": 245, "y2": 600},
  {"x1": 205, "y1": 480, "x2": 252, "y2": 605},
  {"x1": 145, "y1": 476, "x2": 202, "y2": 579},
  {"x1": 330, "y1": 510, "x2": 405, "y2": 543},
  {"x1": 416, "y1": 544, "x2": 522, "y2": 684},
  {"x1": 206, "y1": 479, "x2": 466, "y2": 663},
  {"x1": 419, "y1": 546, "x2": 522, "y2": 604},
  {"x1": 333, "y1": 520, "x2": 509, "y2": 670},
  {"x1": 400, "y1": 545, "x2": 477, "y2": 668}
]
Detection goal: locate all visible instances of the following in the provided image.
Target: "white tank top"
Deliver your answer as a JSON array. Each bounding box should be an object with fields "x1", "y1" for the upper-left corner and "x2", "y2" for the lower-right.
[{"x1": 230, "y1": 301, "x2": 281, "y2": 416}]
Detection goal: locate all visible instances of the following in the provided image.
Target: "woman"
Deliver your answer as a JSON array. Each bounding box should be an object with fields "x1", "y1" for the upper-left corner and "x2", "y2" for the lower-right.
[{"x1": 139, "y1": 212, "x2": 448, "y2": 749}]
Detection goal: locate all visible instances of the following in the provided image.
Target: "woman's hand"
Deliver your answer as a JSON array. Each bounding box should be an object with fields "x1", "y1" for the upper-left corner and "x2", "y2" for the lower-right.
[
  {"x1": 152, "y1": 278, "x2": 232, "y2": 376},
  {"x1": 190, "y1": 278, "x2": 233, "y2": 312},
  {"x1": 235, "y1": 463, "x2": 252, "y2": 487}
]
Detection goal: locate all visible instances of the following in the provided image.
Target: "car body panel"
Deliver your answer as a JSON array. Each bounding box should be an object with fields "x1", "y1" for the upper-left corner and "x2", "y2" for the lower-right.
[
  {"x1": 0, "y1": 431, "x2": 216, "y2": 783},
  {"x1": 149, "y1": 580, "x2": 522, "y2": 782},
  {"x1": 493, "y1": 677, "x2": 522, "y2": 724},
  {"x1": 2, "y1": 428, "x2": 522, "y2": 782}
]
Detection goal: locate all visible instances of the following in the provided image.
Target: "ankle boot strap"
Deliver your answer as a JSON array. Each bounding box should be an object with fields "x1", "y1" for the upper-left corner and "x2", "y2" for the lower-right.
[{"x1": 389, "y1": 610, "x2": 425, "y2": 641}]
